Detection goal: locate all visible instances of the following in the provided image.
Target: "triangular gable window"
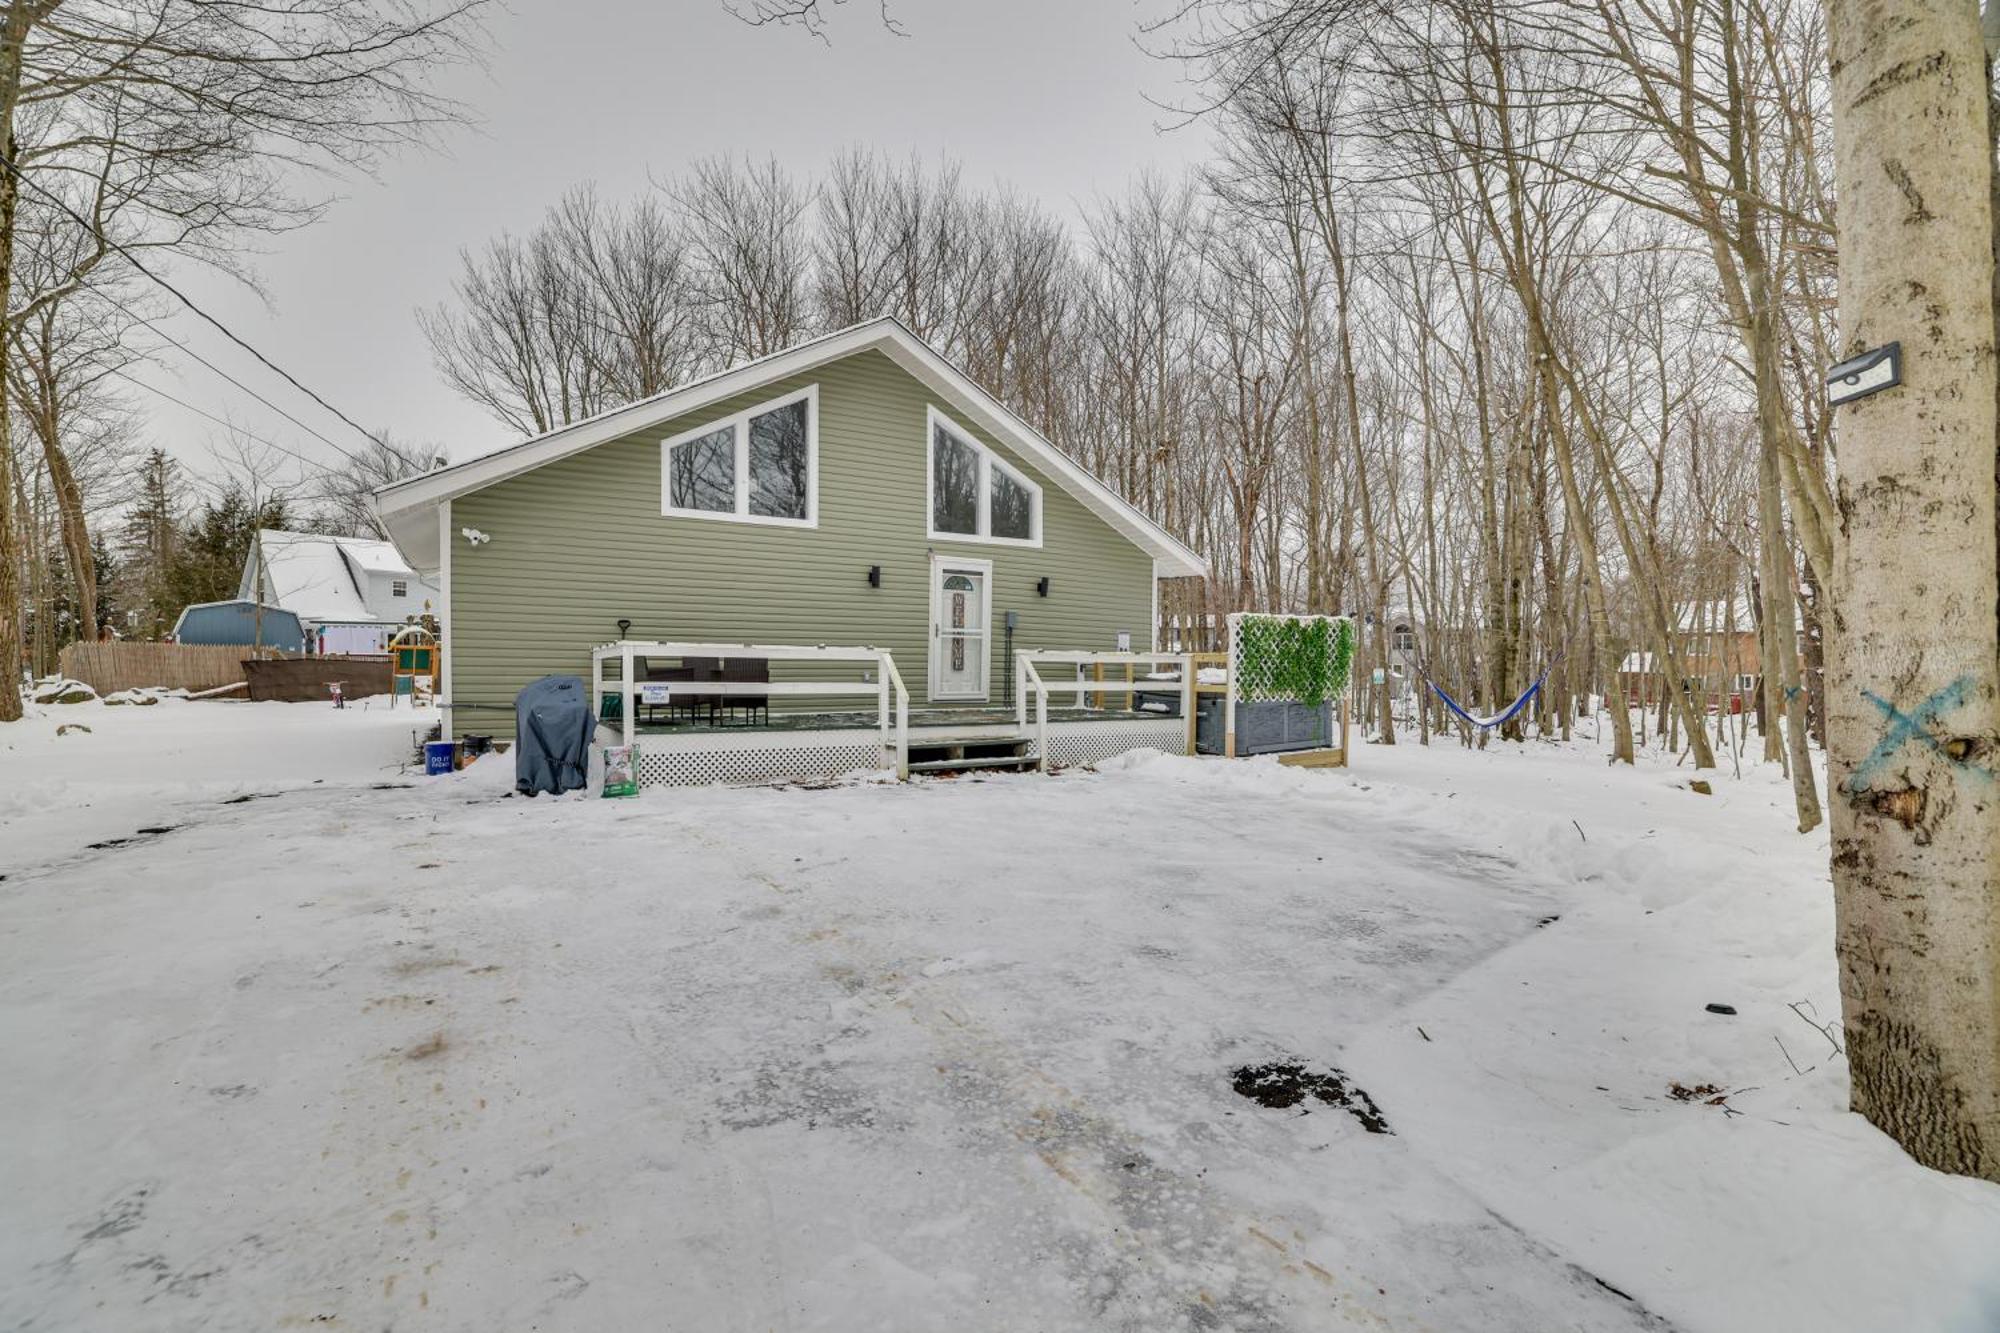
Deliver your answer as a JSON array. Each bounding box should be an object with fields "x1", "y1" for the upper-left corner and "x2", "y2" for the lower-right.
[{"x1": 927, "y1": 406, "x2": 1041, "y2": 547}]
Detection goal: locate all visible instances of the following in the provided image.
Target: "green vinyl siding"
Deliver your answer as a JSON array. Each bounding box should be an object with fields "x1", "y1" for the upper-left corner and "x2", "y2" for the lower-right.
[{"x1": 447, "y1": 349, "x2": 1155, "y2": 737}]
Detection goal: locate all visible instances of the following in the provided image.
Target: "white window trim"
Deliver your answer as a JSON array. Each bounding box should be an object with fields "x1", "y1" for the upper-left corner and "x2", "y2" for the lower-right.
[
  {"x1": 925, "y1": 405, "x2": 1042, "y2": 548},
  {"x1": 928, "y1": 553, "x2": 994, "y2": 701},
  {"x1": 660, "y1": 384, "x2": 819, "y2": 528}
]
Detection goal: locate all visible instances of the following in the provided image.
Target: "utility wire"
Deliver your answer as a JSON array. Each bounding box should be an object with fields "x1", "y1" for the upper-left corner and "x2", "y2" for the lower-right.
[
  {"x1": 0, "y1": 149, "x2": 386, "y2": 454},
  {"x1": 107, "y1": 367, "x2": 361, "y2": 487},
  {"x1": 101, "y1": 290, "x2": 368, "y2": 466}
]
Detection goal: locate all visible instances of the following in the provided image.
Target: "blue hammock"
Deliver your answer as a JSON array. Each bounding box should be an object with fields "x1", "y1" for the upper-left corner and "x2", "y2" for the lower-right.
[{"x1": 1424, "y1": 657, "x2": 1561, "y2": 731}]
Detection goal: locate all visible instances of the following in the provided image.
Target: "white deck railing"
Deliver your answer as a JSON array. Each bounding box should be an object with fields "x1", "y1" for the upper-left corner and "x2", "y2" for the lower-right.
[
  {"x1": 591, "y1": 640, "x2": 910, "y2": 778},
  {"x1": 1015, "y1": 650, "x2": 1195, "y2": 772}
]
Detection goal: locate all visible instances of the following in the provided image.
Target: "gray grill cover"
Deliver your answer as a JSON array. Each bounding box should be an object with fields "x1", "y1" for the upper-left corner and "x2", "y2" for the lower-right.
[{"x1": 514, "y1": 675, "x2": 596, "y2": 796}]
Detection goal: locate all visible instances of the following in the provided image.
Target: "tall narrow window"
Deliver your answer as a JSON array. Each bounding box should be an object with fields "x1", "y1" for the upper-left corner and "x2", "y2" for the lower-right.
[
  {"x1": 932, "y1": 427, "x2": 980, "y2": 535},
  {"x1": 661, "y1": 386, "x2": 818, "y2": 526},
  {"x1": 927, "y1": 407, "x2": 1041, "y2": 546},
  {"x1": 748, "y1": 399, "x2": 808, "y2": 520}
]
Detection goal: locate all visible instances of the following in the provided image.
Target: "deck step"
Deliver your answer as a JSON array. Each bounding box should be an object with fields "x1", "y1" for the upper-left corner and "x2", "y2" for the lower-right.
[{"x1": 906, "y1": 753, "x2": 1037, "y2": 774}]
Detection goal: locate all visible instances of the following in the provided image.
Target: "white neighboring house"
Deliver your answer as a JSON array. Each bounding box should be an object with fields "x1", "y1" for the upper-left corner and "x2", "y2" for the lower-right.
[{"x1": 239, "y1": 528, "x2": 439, "y2": 655}]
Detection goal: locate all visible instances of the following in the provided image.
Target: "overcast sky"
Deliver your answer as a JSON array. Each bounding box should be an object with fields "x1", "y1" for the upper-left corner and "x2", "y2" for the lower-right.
[{"x1": 148, "y1": 0, "x2": 1214, "y2": 494}]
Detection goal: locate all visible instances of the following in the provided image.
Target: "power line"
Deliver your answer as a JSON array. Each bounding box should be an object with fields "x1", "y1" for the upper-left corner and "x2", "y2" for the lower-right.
[
  {"x1": 111, "y1": 302, "x2": 365, "y2": 463},
  {"x1": 45, "y1": 273, "x2": 375, "y2": 470},
  {"x1": 107, "y1": 367, "x2": 365, "y2": 488},
  {"x1": 0, "y1": 149, "x2": 387, "y2": 455}
]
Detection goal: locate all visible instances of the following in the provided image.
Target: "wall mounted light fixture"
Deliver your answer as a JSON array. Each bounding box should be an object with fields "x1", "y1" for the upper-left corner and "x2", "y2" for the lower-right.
[
  {"x1": 1036, "y1": 577, "x2": 1051, "y2": 598},
  {"x1": 868, "y1": 565, "x2": 882, "y2": 588}
]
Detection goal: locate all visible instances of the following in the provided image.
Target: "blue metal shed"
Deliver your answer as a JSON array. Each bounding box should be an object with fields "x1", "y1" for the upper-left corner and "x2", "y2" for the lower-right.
[{"x1": 171, "y1": 600, "x2": 308, "y2": 653}]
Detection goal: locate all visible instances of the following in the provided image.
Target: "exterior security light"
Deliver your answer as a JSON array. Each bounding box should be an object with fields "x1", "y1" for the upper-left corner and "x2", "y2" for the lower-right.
[
  {"x1": 868, "y1": 565, "x2": 882, "y2": 588},
  {"x1": 1037, "y1": 577, "x2": 1050, "y2": 597}
]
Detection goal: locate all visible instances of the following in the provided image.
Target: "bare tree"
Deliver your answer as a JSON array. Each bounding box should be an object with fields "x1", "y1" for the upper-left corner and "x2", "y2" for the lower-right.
[
  {"x1": 311, "y1": 433, "x2": 446, "y2": 538},
  {"x1": 422, "y1": 187, "x2": 706, "y2": 436},
  {"x1": 669, "y1": 156, "x2": 814, "y2": 363},
  {"x1": 0, "y1": 0, "x2": 485, "y2": 719}
]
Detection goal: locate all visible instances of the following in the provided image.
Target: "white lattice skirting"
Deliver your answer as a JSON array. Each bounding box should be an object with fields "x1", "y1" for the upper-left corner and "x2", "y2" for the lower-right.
[
  {"x1": 1038, "y1": 719, "x2": 1187, "y2": 770},
  {"x1": 635, "y1": 731, "x2": 888, "y2": 788},
  {"x1": 629, "y1": 718, "x2": 1189, "y2": 787}
]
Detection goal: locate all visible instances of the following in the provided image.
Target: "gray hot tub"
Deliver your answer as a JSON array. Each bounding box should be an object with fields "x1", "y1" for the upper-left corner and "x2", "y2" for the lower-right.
[{"x1": 1194, "y1": 695, "x2": 1334, "y2": 756}]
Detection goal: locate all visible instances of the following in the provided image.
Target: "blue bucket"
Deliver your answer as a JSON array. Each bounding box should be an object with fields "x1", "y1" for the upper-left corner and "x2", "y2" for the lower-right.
[{"x1": 424, "y1": 740, "x2": 457, "y2": 776}]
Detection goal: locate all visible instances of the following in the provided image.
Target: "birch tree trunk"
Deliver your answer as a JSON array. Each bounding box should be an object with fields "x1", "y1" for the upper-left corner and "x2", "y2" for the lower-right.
[{"x1": 1826, "y1": 0, "x2": 2000, "y2": 1180}]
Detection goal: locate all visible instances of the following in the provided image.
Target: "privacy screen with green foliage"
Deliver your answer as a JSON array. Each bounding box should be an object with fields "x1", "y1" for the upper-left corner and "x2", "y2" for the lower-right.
[{"x1": 1230, "y1": 614, "x2": 1357, "y2": 708}]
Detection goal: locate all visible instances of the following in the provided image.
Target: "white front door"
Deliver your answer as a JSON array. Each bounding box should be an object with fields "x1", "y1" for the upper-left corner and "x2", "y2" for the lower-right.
[{"x1": 930, "y1": 558, "x2": 990, "y2": 701}]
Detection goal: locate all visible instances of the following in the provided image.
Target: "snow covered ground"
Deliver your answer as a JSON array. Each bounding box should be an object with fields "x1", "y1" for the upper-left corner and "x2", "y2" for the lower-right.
[
  {"x1": 4, "y1": 697, "x2": 1999, "y2": 1332},
  {"x1": 0, "y1": 692, "x2": 438, "y2": 867}
]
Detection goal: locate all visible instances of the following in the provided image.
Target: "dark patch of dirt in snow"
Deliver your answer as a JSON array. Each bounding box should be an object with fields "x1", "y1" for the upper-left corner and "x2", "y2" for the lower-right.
[
  {"x1": 220, "y1": 792, "x2": 280, "y2": 805},
  {"x1": 86, "y1": 825, "x2": 182, "y2": 850},
  {"x1": 388, "y1": 952, "x2": 465, "y2": 976},
  {"x1": 718, "y1": 1059, "x2": 883, "y2": 1132},
  {"x1": 78, "y1": 1184, "x2": 152, "y2": 1241},
  {"x1": 402, "y1": 1032, "x2": 449, "y2": 1061},
  {"x1": 1230, "y1": 1061, "x2": 1392, "y2": 1134}
]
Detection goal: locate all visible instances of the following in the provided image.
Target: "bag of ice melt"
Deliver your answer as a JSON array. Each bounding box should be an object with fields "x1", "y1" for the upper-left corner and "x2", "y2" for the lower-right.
[{"x1": 602, "y1": 744, "x2": 639, "y2": 798}]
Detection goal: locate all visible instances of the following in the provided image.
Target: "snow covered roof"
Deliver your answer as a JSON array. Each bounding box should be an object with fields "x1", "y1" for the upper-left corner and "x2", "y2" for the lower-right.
[
  {"x1": 335, "y1": 539, "x2": 412, "y2": 576},
  {"x1": 243, "y1": 529, "x2": 416, "y2": 624}
]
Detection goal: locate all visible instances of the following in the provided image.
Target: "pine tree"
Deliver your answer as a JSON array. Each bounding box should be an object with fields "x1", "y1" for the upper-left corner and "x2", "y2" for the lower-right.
[{"x1": 115, "y1": 450, "x2": 185, "y2": 640}]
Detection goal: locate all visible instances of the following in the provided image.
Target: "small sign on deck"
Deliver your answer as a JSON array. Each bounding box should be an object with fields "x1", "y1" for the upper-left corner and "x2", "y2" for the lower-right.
[
  {"x1": 639, "y1": 682, "x2": 673, "y2": 706},
  {"x1": 1827, "y1": 343, "x2": 1900, "y2": 407}
]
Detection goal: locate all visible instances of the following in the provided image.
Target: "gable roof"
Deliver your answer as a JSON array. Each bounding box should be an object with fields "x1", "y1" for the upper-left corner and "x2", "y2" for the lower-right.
[
  {"x1": 372, "y1": 317, "x2": 1208, "y2": 579},
  {"x1": 243, "y1": 529, "x2": 419, "y2": 623}
]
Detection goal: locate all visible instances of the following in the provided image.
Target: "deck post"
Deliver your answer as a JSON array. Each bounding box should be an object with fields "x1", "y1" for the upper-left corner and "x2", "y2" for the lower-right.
[
  {"x1": 1223, "y1": 671, "x2": 1238, "y2": 760},
  {"x1": 1223, "y1": 612, "x2": 1239, "y2": 758},
  {"x1": 1179, "y1": 655, "x2": 1195, "y2": 756},
  {"x1": 896, "y1": 683, "x2": 909, "y2": 780},
  {"x1": 877, "y1": 654, "x2": 890, "y2": 750},
  {"x1": 1339, "y1": 687, "x2": 1350, "y2": 766},
  {"x1": 621, "y1": 643, "x2": 634, "y2": 748},
  {"x1": 1037, "y1": 684, "x2": 1049, "y2": 773}
]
